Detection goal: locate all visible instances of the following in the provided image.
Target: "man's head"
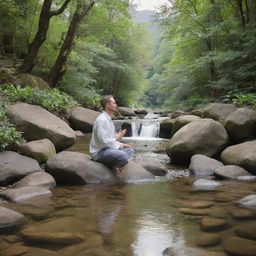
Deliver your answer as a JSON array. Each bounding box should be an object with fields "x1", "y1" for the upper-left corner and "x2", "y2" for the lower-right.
[{"x1": 101, "y1": 95, "x2": 117, "y2": 113}]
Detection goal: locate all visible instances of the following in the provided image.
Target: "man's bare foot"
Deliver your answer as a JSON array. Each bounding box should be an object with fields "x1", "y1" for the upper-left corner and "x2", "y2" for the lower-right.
[{"x1": 113, "y1": 167, "x2": 122, "y2": 178}]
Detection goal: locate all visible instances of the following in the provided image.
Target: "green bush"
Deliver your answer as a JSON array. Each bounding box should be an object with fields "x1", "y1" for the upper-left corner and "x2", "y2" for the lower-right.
[
  {"x1": 0, "y1": 99, "x2": 22, "y2": 151},
  {"x1": 225, "y1": 91, "x2": 256, "y2": 109},
  {"x1": 3, "y1": 84, "x2": 79, "y2": 118}
]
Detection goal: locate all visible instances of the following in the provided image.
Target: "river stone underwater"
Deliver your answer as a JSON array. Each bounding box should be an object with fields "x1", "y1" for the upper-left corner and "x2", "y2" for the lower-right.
[{"x1": 1, "y1": 135, "x2": 256, "y2": 256}]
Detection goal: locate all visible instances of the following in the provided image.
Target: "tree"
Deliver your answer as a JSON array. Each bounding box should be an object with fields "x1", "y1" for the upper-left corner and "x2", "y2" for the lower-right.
[
  {"x1": 47, "y1": 0, "x2": 95, "y2": 87},
  {"x1": 19, "y1": 0, "x2": 71, "y2": 73}
]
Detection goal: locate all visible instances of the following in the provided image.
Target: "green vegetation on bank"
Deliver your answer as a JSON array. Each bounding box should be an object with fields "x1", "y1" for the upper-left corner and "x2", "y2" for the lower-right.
[
  {"x1": 0, "y1": 0, "x2": 150, "y2": 107},
  {"x1": 0, "y1": 84, "x2": 80, "y2": 151},
  {"x1": 143, "y1": 0, "x2": 256, "y2": 110}
]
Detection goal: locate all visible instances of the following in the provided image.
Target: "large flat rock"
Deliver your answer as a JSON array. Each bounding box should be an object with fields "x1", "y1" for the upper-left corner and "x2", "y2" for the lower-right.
[
  {"x1": 0, "y1": 206, "x2": 26, "y2": 230},
  {"x1": 0, "y1": 186, "x2": 52, "y2": 202},
  {"x1": 6, "y1": 102, "x2": 76, "y2": 151},
  {"x1": 0, "y1": 151, "x2": 42, "y2": 186},
  {"x1": 46, "y1": 151, "x2": 154, "y2": 185}
]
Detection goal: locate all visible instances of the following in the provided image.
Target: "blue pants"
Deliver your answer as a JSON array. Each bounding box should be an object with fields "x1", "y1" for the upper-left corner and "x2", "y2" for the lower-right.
[{"x1": 96, "y1": 147, "x2": 134, "y2": 168}]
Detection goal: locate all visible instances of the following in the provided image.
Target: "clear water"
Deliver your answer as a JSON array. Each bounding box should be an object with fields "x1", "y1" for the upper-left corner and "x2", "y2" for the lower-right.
[{"x1": 1, "y1": 135, "x2": 256, "y2": 256}]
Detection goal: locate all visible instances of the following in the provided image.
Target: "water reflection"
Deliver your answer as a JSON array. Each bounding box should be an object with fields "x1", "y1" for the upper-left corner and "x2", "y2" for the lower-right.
[{"x1": 132, "y1": 214, "x2": 180, "y2": 256}]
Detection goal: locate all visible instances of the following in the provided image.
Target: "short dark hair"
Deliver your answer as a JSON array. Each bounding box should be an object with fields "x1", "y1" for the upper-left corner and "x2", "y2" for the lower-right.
[{"x1": 101, "y1": 95, "x2": 114, "y2": 109}]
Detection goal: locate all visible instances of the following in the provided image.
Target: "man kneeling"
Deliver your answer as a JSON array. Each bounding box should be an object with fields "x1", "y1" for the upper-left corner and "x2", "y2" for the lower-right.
[{"x1": 90, "y1": 95, "x2": 134, "y2": 177}]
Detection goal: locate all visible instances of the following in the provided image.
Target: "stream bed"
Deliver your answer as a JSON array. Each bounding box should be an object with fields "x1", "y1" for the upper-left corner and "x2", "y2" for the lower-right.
[{"x1": 1, "y1": 135, "x2": 256, "y2": 256}]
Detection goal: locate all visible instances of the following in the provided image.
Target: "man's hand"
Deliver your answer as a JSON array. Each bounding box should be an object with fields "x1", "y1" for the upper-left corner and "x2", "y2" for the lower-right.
[
  {"x1": 116, "y1": 129, "x2": 126, "y2": 141},
  {"x1": 123, "y1": 143, "x2": 133, "y2": 148}
]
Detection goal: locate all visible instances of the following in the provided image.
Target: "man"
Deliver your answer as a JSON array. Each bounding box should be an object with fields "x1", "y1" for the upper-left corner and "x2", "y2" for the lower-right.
[{"x1": 90, "y1": 95, "x2": 134, "y2": 177}]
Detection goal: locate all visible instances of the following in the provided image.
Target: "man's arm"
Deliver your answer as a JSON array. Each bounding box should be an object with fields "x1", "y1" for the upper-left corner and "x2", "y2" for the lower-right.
[{"x1": 95, "y1": 120, "x2": 123, "y2": 149}]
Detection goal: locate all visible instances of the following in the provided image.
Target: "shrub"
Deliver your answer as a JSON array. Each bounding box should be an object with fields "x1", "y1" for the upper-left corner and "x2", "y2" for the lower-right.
[
  {"x1": 0, "y1": 99, "x2": 22, "y2": 151},
  {"x1": 225, "y1": 91, "x2": 256, "y2": 109},
  {"x1": 2, "y1": 84, "x2": 79, "y2": 118}
]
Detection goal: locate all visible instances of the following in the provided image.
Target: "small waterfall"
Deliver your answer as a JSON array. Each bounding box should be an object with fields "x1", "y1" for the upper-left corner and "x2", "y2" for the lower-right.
[{"x1": 131, "y1": 120, "x2": 160, "y2": 138}]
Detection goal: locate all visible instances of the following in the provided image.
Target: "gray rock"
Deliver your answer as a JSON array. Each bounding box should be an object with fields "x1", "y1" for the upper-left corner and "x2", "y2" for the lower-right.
[
  {"x1": 14, "y1": 172, "x2": 56, "y2": 189},
  {"x1": 193, "y1": 179, "x2": 222, "y2": 190},
  {"x1": 134, "y1": 108, "x2": 148, "y2": 115},
  {"x1": 224, "y1": 107, "x2": 256, "y2": 141},
  {"x1": 237, "y1": 175, "x2": 256, "y2": 182},
  {"x1": 68, "y1": 107, "x2": 100, "y2": 133},
  {"x1": 214, "y1": 165, "x2": 250, "y2": 179},
  {"x1": 46, "y1": 151, "x2": 153, "y2": 185},
  {"x1": 18, "y1": 139, "x2": 56, "y2": 164},
  {"x1": 0, "y1": 186, "x2": 52, "y2": 202},
  {"x1": 171, "y1": 115, "x2": 201, "y2": 135},
  {"x1": 6, "y1": 102, "x2": 76, "y2": 151},
  {"x1": 117, "y1": 107, "x2": 136, "y2": 116},
  {"x1": 223, "y1": 237, "x2": 256, "y2": 256},
  {"x1": 166, "y1": 119, "x2": 228, "y2": 164},
  {"x1": 0, "y1": 206, "x2": 26, "y2": 230},
  {"x1": 221, "y1": 140, "x2": 256, "y2": 174},
  {"x1": 160, "y1": 118, "x2": 175, "y2": 138},
  {"x1": 189, "y1": 154, "x2": 224, "y2": 176},
  {"x1": 203, "y1": 103, "x2": 237, "y2": 124},
  {"x1": 0, "y1": 151, "x2": 42, "y2": 186},
  {"x1": 134, "y1": 159, "x2": 167, "y2": 176},
  {"x1": 238, "y1": 195, "x2": 256, "y2": 208},
  {"x1": 191, "y1": 108, "x2": 204, "y2": 117}
]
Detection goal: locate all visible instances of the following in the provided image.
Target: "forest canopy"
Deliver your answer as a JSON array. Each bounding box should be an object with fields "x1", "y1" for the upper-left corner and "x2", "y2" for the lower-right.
[{"x1": 0, "y1": 0, "x2": 255, "y2": 110}]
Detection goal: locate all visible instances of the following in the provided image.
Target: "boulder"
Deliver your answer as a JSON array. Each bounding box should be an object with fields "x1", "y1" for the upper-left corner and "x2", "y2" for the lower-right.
[
  {"x1": 134, "y1": 108, "x2": 148, "y2": 115},
  {"x1": 166, "y1": 119, "x2": 228, "y2": 164},
  {"x1": 238, "y1": 195, "x2": 256, "y2": 208},
  {"x1": 46, "y1": 151, "x2": 154, "y2": 185},
  {"x1": 68, "y1": 107, "x2": 100, "y2": 133},
  {"x1": 203, "y1": 103, "x2": 237, "y2": 124},
  {"x1": 117, "y1": 107, "x2": 136, "y2": 116},
  {"x1": 6, "y1": 102, "x2": 76, "y2": 151},
  {"x1": 16, "y1": 73, "x2": 50, "y2": 89},
  {"x1": 224, "y1": 107, "x2": 256, "y2": 141},
  {"x1": 0, "y1": 151, "x2": 42, "y2": 186},
  {"x1": 14, "y1": 172, "x2": 56, "y2": 189},
  {"x1": 191, "y1": 108, "x2": 204, "y2": 117},
  {"x1": 193, "y1": 179, "x2": 222, "y2": 190},
  {"x1": 221, "y1": 140, "x2": 256, "y2": 174},
  {"x1": 189, "y1": 154, "x2": 224, "y2": 176},
  {"x1": 171, "y1": 115, "x2": 201, "y2": 135},
  {"x1": 0, "y1": 206, "x2": 26, "y2": 230},
  {"x1": 223, "y1": 237, "x2": 256, "y2": 256},
  {"x1": 18, "y1": 139, "x2": 56, "y2": 164},
  {"x1": 134, "y1": 159, "x2": 167, "y2": 176},
  {"x1": 0, "y1": 186, "x2": 52, "y2": 202},
  {"x1": 160, "y1": 119, "x2": 175, "y2": 138},
  {"x1": 214, "y1": 165, "x2": 250, "y2": 180}
]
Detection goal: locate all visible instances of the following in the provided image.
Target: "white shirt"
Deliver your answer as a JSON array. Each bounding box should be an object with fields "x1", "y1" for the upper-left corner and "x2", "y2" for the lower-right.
[{"x1": 90, "y1": 111, "x2": 123, "y2": 160}]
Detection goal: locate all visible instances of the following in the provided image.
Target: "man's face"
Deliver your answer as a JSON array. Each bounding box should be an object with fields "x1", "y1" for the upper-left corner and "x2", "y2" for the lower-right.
[{"x1": 106, "y1": 97, "x2": 117, "y2": 112}]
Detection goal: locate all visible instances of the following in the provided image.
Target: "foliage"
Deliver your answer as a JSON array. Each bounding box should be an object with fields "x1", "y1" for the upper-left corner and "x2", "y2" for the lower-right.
[
  {"x1": 0, "y1": 93, "x2": 22, "y2": 151},
  {"x1": 143, "y1": 0, "x2": 256, "y2": 110},
  {"x1": 2, "y1": 84, "x2": 79, "y2": 118},
  {"x1": 225, "y1": 90, "x2": 256, "y2": 109}
]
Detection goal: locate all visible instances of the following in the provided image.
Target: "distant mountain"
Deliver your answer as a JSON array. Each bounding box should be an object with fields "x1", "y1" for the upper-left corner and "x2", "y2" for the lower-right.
[{"x1": 129, "y1": 8, "x2": 161, "y2": 42}]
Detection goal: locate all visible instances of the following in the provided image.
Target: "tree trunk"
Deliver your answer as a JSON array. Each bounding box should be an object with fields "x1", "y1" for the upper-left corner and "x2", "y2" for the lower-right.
[
  {"x1": 19, "y1": 0, "x2": 71, "y2": 73},
  {"x1": 48, "y1": 0, "x2": 95, "y2": 87},
  {"x1": 236, "y1": 0, "x2": 246, "y2": 28}
]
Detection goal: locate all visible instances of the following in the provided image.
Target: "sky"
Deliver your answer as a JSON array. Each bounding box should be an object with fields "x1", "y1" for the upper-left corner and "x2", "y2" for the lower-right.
[{"x1": 133, "y1": 0, "x2": 168, "y2": 11}]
